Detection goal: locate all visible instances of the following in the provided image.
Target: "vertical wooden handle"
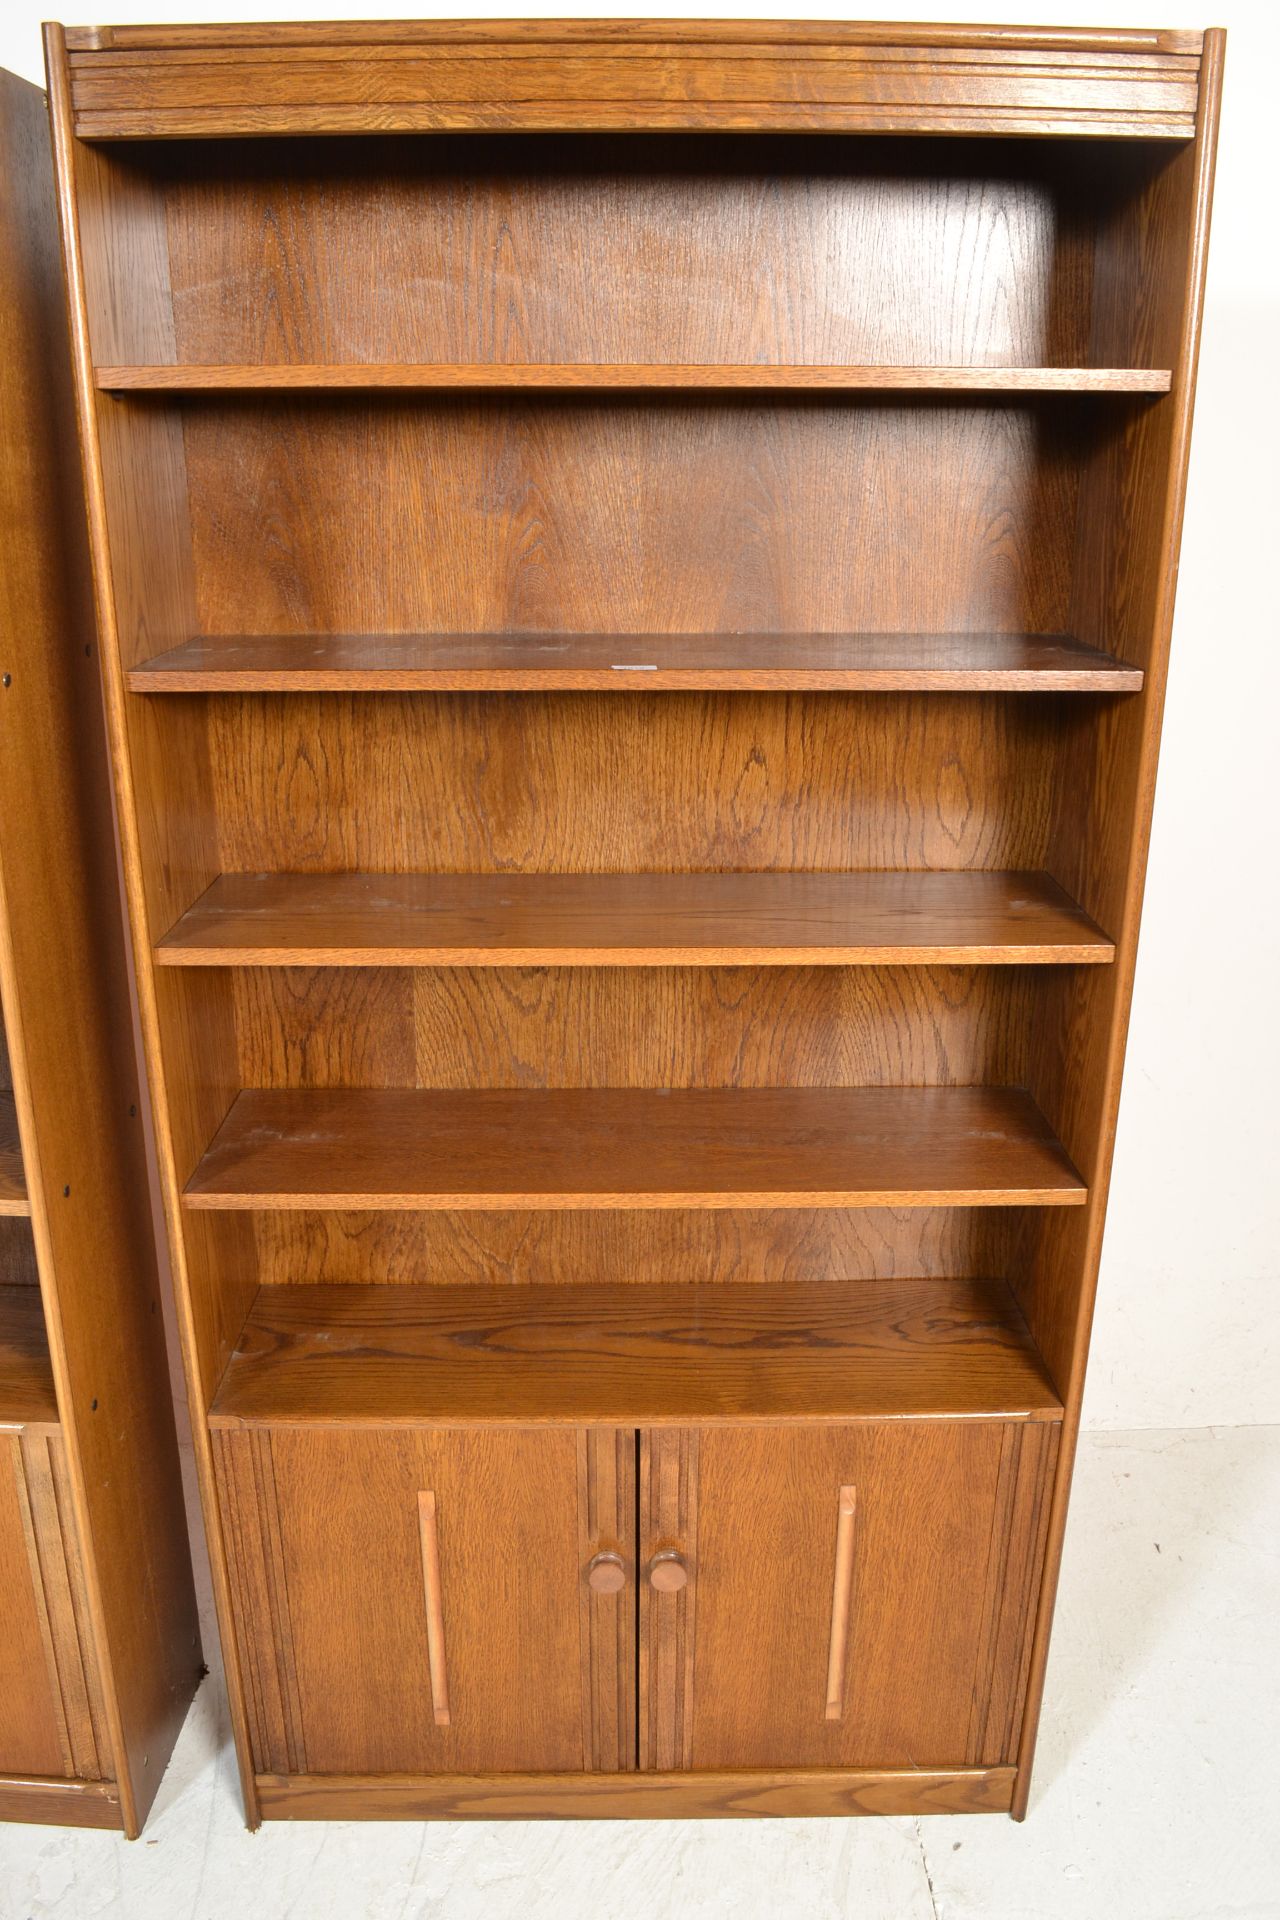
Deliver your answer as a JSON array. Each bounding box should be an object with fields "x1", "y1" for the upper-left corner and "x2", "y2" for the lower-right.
[
  {"x1": 824, "y1": 1485, "x2": 857, "y2": 1721},
  {"x1": 417, "y1": 1489, "x2": 451, "y2": 1726}
]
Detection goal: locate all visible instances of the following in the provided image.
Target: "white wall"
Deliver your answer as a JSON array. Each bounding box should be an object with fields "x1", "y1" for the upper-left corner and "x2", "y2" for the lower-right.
[{"x1": 3, "y1": 2, "x2": 1274, "y2": 1432}]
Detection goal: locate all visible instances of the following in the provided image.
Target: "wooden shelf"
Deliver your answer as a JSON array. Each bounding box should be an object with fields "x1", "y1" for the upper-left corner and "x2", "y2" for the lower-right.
[
  {"x1": 183, "y1": 1085, "x2": 1086, "y2": 1212},
  {"x1": 126, "y1": 632, "x2": 1144, "y2": 694},
  {"x1": 0, "y1": 1285, "x2": 57, "y2": 1430},
  {"x1": 156, "y1": 871, "x2": 1116, "y2": 969},
  {"x1": 94, "y1": 364, "x2": 1174, "y2": 394},
  {"x1": 208, "y1": 1278, "x2": 1064, "y2": 1428},
  {"x1": 0, "y1": 1093, "x2": 29, "y2": 1216}
]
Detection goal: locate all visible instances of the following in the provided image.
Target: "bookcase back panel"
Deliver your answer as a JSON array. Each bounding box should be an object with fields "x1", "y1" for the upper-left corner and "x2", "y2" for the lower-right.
[
  {"x1": 81, "y1": 135, "x2": 1175, "y2": 374},
  {"x1": 202, "y1": 691, "x2": 1059, "y2": 876},
  {"x1": 154, "y1": 135, "x2": 1107, "y2": 370},
  {"x1": 177, "y1": 397, "x2": 1082, "y2": 639},
  {"x1": 0, "y1": 1220, "x2": 40, "y2": 1289},
  {"x1": 227, "y1": 962, "x2": 1038, "y2": 1091},
  {"x1": 249, "y1": 1205, "x2": 1018, "y2": 1291}
]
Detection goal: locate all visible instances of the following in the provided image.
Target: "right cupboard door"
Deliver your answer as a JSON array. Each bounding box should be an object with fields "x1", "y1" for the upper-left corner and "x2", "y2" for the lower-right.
[{"x1": 639, "y1": 1421, "x2": 1059, "y2": 1772}]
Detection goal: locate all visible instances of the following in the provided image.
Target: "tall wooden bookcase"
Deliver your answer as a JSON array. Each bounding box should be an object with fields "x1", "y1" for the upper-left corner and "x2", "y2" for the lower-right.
[
  {"x1": 44, "y1": 20, "x2": 1222, "y2": 1825},
  {"x1": 0, "y1": 65, "x2": 201, "y2": 1834}
]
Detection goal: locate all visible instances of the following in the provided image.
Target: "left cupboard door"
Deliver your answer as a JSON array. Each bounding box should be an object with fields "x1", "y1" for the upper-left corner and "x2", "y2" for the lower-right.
[
  {"x1": 0, "y1": 1431, "x2": 108, "y2": 1781},
  {"x1": 213, "y1": 1424, "x2": 636, "y2": 1776}
]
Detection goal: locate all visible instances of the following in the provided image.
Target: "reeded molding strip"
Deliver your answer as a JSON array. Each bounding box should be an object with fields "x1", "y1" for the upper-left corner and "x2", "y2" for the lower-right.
[{"x1": 65, "y1": 27, "x2": 1201, "y2": 141}]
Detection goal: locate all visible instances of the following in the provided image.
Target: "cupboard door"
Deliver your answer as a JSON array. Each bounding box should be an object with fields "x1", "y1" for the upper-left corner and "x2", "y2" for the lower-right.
[
  {"x1": 0, "y1": 1431, "x2": 107, "y2": 1780},
  {"x1": 214, "y1": 1424, "x2": 635, "y2": 1775},
  {"x1": 639, "y1": 1421, "x2": 1057, "y2": 1771},
  {"x1": 0, "y1": 1434, "x2": 65, "y2": 1776}
]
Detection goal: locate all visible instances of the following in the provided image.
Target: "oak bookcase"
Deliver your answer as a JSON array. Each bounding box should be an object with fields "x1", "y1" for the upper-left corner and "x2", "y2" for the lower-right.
[
  {"x1": 0, "y1": 66, "x2": 200, "y2": 1834},
  {"x1": 44, "y1": 19, "x2": 1222, "y2": 1825}
]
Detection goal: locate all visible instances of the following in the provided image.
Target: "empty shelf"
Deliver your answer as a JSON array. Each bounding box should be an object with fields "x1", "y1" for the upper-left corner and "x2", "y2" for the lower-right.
[
  {"x1": 0, "y1": 1285, "x2": 57, "y2": 1430},
  {"x1": 96, "y1": 362, "x2": 1173, "y2": 394},
  {"x1": 157, "y1": 870, "x2": 1116, "y2": 968},
  {"x1": 183, "y1": 1085, "x2": 1087, "y2": 1212},
  {"x1": 0, "y1": 1094, "x2": 29, "y2": 1216},
  {"x1": 127, "y1": 631, "x2": 1145, "y2": 694},
  {"x1": 208, "y1": 1277, "x2": 1064, "y2": 1428}
]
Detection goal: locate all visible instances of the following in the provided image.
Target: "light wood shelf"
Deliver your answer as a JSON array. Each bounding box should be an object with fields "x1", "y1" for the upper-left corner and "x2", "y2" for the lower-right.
[
  {"x1": 0, "y1": 1094, "x2": 29, "y2": 1216},
  {"x1": 127, "y1": 631, "x2": 1145, "y2": 695},
  {"x1": 96, "y1": 363, "x2": 1174, "y2": 394},
  {"x1": 183, "y1": 1085, "x2": 1086, "y2": 1212},
  {"x1": 156, "y1": 870, "x2": 1116, "y2": 969},
  {"x1": 208, "y1": 1278, "x2": 1065, "y2": 1428}
]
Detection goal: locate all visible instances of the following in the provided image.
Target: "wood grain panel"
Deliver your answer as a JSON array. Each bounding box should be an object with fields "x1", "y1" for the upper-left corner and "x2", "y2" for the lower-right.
[
  {"x1": 184, "y1": 1085, "x2": 1085, "y2": 1212},
  {"x1": 205, "y1": 692, "x2": 1060, "y2": 877},
  {"x1": 215, "y1": 1424, "x2": 594, "y2": 1774},
  {"x1": 208, "y1": 1278, "x2": 1062, "y2": 1428},
  {"x1": 151, "y1": 136, "x2": 1105, "y2": 371},
  {"x1": 225, "y1": 962, "x2": 1037, "y2": 1094},
  {"x1": 577, "y1": 1428, "x2": 636, "y2": 1772},
  {"x1": 232, "y1": 966, "x2": 414, "y2": 1088},
  {"x1": 686, "y1": 1420, "x2": 1053, "y2": 1768},
  {"x1": 180, "y1": 399, "x2": 1082, "y2": 640},
  {"x1": 249, "y1": 1206, "x2": 1006, "y2": 1291},
  {"x1": 638, "y1": 1427, "x2": 698, "y2": 1770},
  {"x1": 0, "y1": 1220, "x2": 40, "y2": 1291}
]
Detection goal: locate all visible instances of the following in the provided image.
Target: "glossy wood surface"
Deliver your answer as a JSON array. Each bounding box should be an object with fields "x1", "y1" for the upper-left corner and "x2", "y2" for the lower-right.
[
  {"x1": 1, "y1": 59, "x2": 201, "y2": 1832},
  {"x1": 156, "y1": 871, "x2": 1115, "y2": 968},
  {"x1": 0, "y1": 1285, "x2": 57, "y2": 1428},
  {"x1": 208, "y1": 1278, "x2": 1063, "y2": 1427},
  {"x1": 130, "y1": 633, "x2": 1144, "y2": 694},
  {"x1": 185, "y1": 1086, "x2": 1085, "y2": 1212}
]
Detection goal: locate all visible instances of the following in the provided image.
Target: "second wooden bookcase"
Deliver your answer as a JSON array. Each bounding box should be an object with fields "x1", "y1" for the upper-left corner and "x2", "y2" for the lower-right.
[{"x1": 46, "y1": 18, "x2": 1222, "y2": 1824}]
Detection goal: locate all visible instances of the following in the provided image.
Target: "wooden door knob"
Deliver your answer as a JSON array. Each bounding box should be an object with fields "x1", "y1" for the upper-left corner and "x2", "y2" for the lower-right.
[
  {"x1": 586, "y1": 1551, "x2": 627, "y2": 1594},
  {"x1": 647, "y1": 1550, "x2": 689, "y2": 1593}
]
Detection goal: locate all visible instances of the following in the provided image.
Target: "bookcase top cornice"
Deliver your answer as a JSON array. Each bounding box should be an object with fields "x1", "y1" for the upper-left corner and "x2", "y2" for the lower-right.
[{"x1": 56, "y1": 18, "x2": 1210, "y2": 141}]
